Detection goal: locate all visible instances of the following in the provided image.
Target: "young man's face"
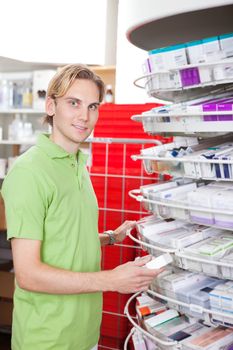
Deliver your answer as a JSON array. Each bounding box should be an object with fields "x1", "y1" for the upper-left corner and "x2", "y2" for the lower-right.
[{"x1": 46, "y1": 79, "x2": 100, "y2": 152}]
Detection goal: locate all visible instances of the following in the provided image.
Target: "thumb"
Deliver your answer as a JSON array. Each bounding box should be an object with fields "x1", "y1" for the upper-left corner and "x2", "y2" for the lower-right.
[{"x1": 133, "y1": 255, "x2": 152, "y2": 267}]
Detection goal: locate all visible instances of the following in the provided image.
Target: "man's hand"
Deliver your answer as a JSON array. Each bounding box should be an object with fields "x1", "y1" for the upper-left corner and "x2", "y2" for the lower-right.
[
  {"x1": 108, "y1": 255, "x2": 164, "y2": 294},
  {"x1": 113, "y1": 220, "x2": 136, "y2": 243}
]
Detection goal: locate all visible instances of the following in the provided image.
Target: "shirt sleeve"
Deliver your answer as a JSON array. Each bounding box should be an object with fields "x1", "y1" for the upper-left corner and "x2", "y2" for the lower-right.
[{"x1": 1, "y1": 166, "x2": 47, "y2": 240}]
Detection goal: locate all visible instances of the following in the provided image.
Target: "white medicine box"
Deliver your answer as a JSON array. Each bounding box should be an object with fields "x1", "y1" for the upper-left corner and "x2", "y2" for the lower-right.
[{"x1": 33, "y1": 70, "x2": 56, "y2": 110}]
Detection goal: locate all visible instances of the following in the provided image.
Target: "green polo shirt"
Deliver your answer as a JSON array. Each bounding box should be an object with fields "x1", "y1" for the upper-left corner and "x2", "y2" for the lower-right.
[{"x1": 1, "y1": 134, "x2": 102, "y2": 350}]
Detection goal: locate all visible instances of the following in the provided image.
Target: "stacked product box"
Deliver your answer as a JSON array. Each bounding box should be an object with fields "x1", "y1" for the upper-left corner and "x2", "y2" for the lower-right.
[
  {"x1": 143, "y1": 33, "x2": 233, "y2": 91},
  {"x1": 151, "y1": 268, "x2": 229, "y2": 320},
  {"x1": 140, "y1": 179, "x2": 198, "y2": 219},
  {"x1": 187, "y1": 183, "x2": 233, "y2": 229},
  {"x1": 180, "y1": 232, "x2": 233, "y2": 277},
  {"x1": 135, "y1": 293, "x2": 219, "y2": 350},
  {"x1": 209, "y1": 281, "x2": 233, "y2": 326},
  {"x1": 139, "y1": 180, "x2": 233, "y2": 229}
]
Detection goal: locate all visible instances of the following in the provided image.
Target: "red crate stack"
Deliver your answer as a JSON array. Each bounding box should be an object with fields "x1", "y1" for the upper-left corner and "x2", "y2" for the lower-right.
[{"x1": 90, "y1": 103, "x2": 168, "y2": 349}]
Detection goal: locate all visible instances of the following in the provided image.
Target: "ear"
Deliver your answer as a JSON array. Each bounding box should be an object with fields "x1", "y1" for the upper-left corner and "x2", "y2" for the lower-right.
[{"x1": 46, "y1": 96, "x2": 56, "y2": 116}]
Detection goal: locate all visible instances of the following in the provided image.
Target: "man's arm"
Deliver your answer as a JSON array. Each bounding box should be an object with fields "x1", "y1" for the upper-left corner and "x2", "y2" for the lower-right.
[
  {"x1": 11, "y1": 238, "x2": 162, "y2": 295},
  {"x1": 99, "y1": 220, "x2": 135, "y2": 246}
]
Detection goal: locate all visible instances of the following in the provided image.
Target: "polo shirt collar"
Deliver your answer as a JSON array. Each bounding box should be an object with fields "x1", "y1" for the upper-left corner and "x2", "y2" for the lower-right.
[{"x1": 36, "y1": 133, "x2": 88, "y2": 164}]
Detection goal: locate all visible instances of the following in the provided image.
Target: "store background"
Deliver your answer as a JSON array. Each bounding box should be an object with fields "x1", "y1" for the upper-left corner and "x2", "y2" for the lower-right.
[
  {"x1": 1, "y1": 0, "x2": 233, "y2": 349},
  {"x1": 0, "y1": 1, "x2": 159, "y2": 349}
]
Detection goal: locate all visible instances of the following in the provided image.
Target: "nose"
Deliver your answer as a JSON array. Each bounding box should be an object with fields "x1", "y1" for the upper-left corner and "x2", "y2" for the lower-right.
[{"x1": 79, "y1": 105, "x2": 89, "y2": 122}]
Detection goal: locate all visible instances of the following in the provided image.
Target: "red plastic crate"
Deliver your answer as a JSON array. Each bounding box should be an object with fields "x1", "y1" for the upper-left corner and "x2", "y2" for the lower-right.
[{"x1": 90, "y1": 104, "x2": 169, "y2": 348}]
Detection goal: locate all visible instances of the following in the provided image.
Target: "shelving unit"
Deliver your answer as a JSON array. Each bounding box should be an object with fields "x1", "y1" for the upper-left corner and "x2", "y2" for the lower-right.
[
  {"x1": 0, "y1": 109, "x2": 44, "y2": 114},
  {"x1": 127, "y1": 228, "x2": 233, "y2": 280},
  {"x1": 131, "y1": 112, "x2": 233, "y2": 136},
  {"x1": 124, "y1": 1, "x2": 233, "y2": 349}
]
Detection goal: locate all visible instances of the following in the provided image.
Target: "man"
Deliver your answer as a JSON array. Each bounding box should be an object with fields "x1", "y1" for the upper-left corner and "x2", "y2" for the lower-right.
[{"x1": 2, "y1": 64, "x2": 162, "y2": 350}]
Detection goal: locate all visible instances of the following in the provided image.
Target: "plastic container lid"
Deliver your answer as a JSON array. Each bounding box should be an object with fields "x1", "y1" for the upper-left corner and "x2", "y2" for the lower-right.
[
  {"x1": 186, "y1": 40, "x2": 203, "y2": 48},
  {"x1": 219, "y1": 32, "x2": 233, "y2": 40},
  {"x1": 149, "y1": 43, "x2": 186, "y2": 55},
  {"x1": 202, "y1": 36, "x2": 219, "y2": 43}
]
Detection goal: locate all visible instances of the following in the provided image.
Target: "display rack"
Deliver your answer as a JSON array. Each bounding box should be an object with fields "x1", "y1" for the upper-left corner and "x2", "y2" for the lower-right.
[
  {"x1": 128, "y1": 226, "x2": 233, "y2": 279},
  {"x1": 129, "y1": 188, "x2": 233, "y2": 229},
  {"x1": 124, "y1": 292, "x2": 181, "y2": 349},
  {"x1": 123, "y1": 1, "x2": 233, "y2": 349},
  {"x1": 131, "y1": 113, "x2": 233, "y2": 136}
]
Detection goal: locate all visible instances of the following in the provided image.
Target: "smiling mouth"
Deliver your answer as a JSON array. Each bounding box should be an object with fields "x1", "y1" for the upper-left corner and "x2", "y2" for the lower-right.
[{"x1": 72, "y1": 124, "x2": 88, "y2": 131}]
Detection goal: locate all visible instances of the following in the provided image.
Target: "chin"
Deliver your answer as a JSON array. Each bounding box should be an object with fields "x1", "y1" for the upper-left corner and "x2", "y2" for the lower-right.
[{"x1": 72, "y1": 133, "x2": 90, "y2": 144}]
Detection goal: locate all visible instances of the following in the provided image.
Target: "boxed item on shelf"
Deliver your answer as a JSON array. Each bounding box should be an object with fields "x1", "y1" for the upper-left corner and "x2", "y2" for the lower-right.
[
  {"x1": 150, "y1": 315, "x2": 196, "y2": 340},
  {"x1": 140, "y1": 137, "x2": 198, "y2": 175},
  {"x1": 154, "y1": 270, "x2": 207, "y2": 299},
  {"x1": 142, "y1": 58, "x2": 152, "y2": 75},
  {"x1": 175, "y1": 276, "x2": 223, "y2": 317},
  {"x1": 140, "y1": 181, "x2": 178, "y2": 197},
  {"x1": 132, "y1": 330, "x2": 147, "y2": 350},
  {"x1": 219, "y1": 33, "x2": 233, "y2": 58},
  {"x1": 144, "y1": 309, "x2": 179, "y2": 329},
  {"x1": 200, "y1": 143, "x2": 233, "y2": 178},
  {"x1": 221, "y1": 252, "x2": 233, "y2": 279},
  {"x1": 149, "y1": 44, "x2": 187, "y2": 72},
  {"x1": 143, "y1": 34, "x2": 233, "y2": 96},
  {"x1": 136, "y1": 217, "x2": 189, "y2": 250},
  {"x1": 136, "y1": 215, "x2": 163, "y2": 239},
  {"x1": 139, "y1": 221, "x2": 220, "y2": 256},
  {"x1": 212, "y1": 189, "x2": 233, "y2": 229},
  {"x1": 186, "y1": 40, "x2": 204, "y2": 64},
  {"x1": 198, "y1": 65, "x2": 213, "y2": 84},
  {"x1": 140, "y1": 181, "x2": 178, "y2": 212},
  {"x1": 181, "y1": 233, "x2": 233, "y2": 276},
  {"x1": 148, "y1": 225, "x2": 198, "y2": 251},
  {"x1": 213, "y1": 61, "x2": 233, "y2": 81},
  {"x1": 187, "y1": 185, "x2": 220, "y2": 225},
  {"x1": 181, "y1": 326, "x2": 233, "y2": 350},
  {"x1": 136, "y1": 293, "x2": 166, "y2": 319},
  {"x1": 179, "y1": 67, "x2": 201, "y2": 87},
  {"x1": 151, "y1": 182, "x2": 197, "y2": 219},
  {"x1": 209, "y1": 282, "x2": 233, "y2": 326},
  {"x1": 217, "y1": 99, "x2": 233, "y2": 121},
  {"x1": 202, "y1": 36, "x2": 221, "y2": 61}
]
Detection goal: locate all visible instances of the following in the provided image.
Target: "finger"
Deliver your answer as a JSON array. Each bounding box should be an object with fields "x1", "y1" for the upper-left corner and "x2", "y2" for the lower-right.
[
  {"x1": 121, "y1": 220, "x2": 136, "y2": 230},
  {"x1": 140, "y1": 267, "x2": 165, "y2": 276},
  {"x1": 126, "y1": 220, "x2": 136, "y2": 227},
  {"x1": 133, "y1": 255, "x2": 152, "y2": 266},
  {"x1": 125, "y1": 221, "x2": 136, "y2": 230},
  {"x1": 135, "y1": 284, "x2": 150, "y2": 292}
]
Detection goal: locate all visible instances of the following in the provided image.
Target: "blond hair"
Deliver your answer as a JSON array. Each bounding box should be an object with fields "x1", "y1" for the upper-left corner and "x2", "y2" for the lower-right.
[{"x1": 44, "y1": 64, "x2": 105, "y2": 126}]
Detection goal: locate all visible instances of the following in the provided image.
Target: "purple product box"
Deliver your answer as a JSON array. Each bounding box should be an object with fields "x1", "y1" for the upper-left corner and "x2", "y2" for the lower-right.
[
  {"x1": 192, "y1": 67, "x2": 201, "y2": 85},
  {"x1": 203, "y1": 102, "x2": 217, "y2": 121},
  {"x1": 217, "y1": 102, "x2": 233, "y2": 121},
  {"x1": 225, "y1": 344, "x2": 233, "y2": 350},
  {"x1": 147, "y1": 58, "x2": 152, "y2": 73},
  {"x1": 190, "y1": 215, "x2": 215, "y2": 225},
  {"x1": 180, "y1": 67, "x2": 200, "y2": 87}
]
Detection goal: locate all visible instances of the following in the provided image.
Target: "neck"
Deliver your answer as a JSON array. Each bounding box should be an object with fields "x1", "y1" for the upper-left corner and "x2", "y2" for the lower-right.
[{"x1": 49, "y1": 133, "x2": 80, "y2": 154}]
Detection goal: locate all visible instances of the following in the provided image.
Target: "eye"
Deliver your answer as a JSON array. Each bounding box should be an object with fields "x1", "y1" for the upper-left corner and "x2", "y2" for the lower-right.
[
  {"x1": 89, "y1": 104, "x2": 99, "y2": 111},
  {"x1": 70, "y1": 100, "x2": 78, "y2": 107}
]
